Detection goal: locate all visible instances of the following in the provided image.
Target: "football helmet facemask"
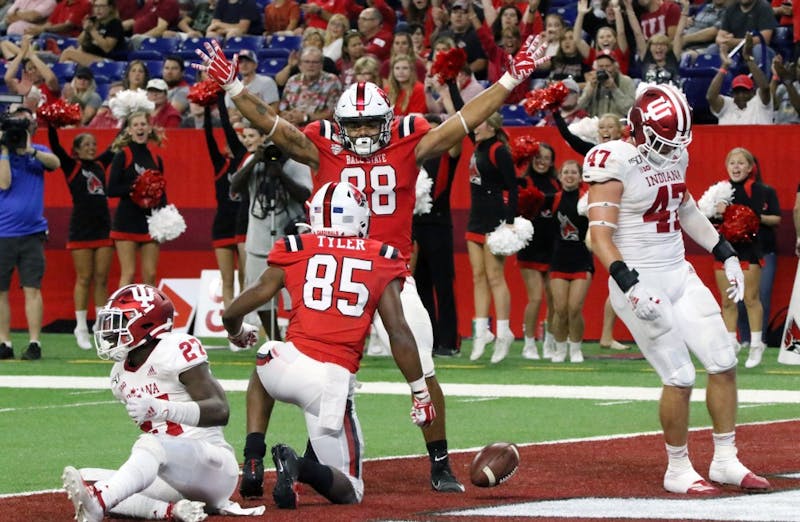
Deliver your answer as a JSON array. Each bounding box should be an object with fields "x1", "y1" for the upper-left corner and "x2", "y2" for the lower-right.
[
  {"x1": 94, "y1": 284, "x2": 174, "y2": 361},
  {"x1": 334, "y1": 82, "x2": 393, "y2": 156},
  {"x1": 627, "y1": 83, "x2": 692, "y2": 169},
  {"x1": 308, "y1": 182, "x2": 370, "y2": 238}
]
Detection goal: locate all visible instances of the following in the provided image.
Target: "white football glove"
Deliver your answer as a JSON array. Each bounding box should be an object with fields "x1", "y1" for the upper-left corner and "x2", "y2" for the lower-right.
[
  {"x1": 723, "y1": 256, "x2": 745, "y2": 302},
  {"x1": 126, "y1": 396, "x2": 168, "y2": 425},
  {"x1": 626, "y1": 283, "x2": 662, "y2": 321},
  {"x1": 228, "y1": 322, "x2": 259, "y2": 349}
]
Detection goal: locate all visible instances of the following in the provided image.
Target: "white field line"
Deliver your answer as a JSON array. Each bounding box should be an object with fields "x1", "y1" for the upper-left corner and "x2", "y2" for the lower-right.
[{"x1": 0, "y1": 375, "x2": 798, "y2": 404}]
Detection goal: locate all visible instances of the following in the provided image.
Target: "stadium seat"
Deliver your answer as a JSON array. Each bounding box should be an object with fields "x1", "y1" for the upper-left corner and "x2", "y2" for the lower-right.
[
  {"x1": 224, "y1": 35, "x2": 265, "y2": 52},
  {"x1": 129, "y1": 36, "x2": 181, "y2": 60},
  {"x1": 175, "y1": 37, "x2": 216, "y2": 60},
  {"x1": 257, "y1": 58, "x2": 287, "y2": 77},
  {"x1": 50, "y1": 62, "x2": 76, "y2": 83},
  {"x1": 254, "y1": 0, "x2": 270, "y2": 11},
  {"x1": 257, "y1": 48, "x2": 291, "y2": 60},
  {"x1": 89, "y1": 60, "x2": 128, "y2": 83},
  {"x1": 95, "y1": 81, "x2": 111, "y2": 101},
  {"x1": 500, "y1": 104, "x2": 534, "y2": 125},
  {"x1": 548, "y1": 5, "x2": 577, "y2": 26},
  {"x1": 143, "y1": 60, "x2": 164, "y2": 79},
  {"x1": 680, "y1": 53, "x2": 721, "y2": 78},
  {"x1": 269, "y1": 34, "x2": 302, "y2": 51}
]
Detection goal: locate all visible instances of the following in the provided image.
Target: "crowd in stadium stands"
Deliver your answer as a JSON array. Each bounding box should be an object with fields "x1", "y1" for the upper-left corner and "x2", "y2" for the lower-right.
[{"x1": 0, "y1": 0, "x2": 797, "y2": 363}]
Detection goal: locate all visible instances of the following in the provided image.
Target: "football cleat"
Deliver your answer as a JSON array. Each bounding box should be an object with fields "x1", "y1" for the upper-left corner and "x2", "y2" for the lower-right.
[
  {"x1": 663, "y1": 467, "x2": 719, "y2": 495},
  {"x1": 469, "y1": 330, "x2": 494, "y2": 361},
  {"x1": 709, "y1": 459, "x2": 771, "y2": 490},
  {"x1": 170, "y1": 499, "x2": 208, "y2": 522},
  {"x1": 239, "y1": 457, "x2": 264, "y2": 499},
  {"x1": 430, "y1": 461, "x2": 465, "y2": 493},
  {"x1": 271, "y1": 444, "x2": 300, "y2": 509},
  {"x1": 62, "y1": 466, "x2": 104, "y2": 522}
]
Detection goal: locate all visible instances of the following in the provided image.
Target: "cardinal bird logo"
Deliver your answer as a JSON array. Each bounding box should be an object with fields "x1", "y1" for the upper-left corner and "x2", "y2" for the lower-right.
[
  {"x1": 558, "y1": 212, "x2": 579, "y2": 241},
  {"x1": 783, "y1": 317, "x2": 800, "y2": 354},
  {"x1": 83, "y1": 169, "x2": 105, "y2": 195}
]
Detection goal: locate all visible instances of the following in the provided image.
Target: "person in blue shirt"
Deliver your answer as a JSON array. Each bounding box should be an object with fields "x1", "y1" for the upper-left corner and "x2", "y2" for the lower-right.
[{"x1": 0, "y1": 107, "x2": 61, "y2": 361}]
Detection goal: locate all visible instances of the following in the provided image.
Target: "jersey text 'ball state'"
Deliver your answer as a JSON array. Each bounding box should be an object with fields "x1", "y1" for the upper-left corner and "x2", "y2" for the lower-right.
[{"x1": 470, "y1": 442, "x2": 520, "y2": 487}]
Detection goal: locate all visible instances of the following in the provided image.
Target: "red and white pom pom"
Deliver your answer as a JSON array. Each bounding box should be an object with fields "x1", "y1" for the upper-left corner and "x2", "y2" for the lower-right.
[
  {"x1": 37, "y1": 99, "x2": 82, "y2": 128},
  {"x1": 130, "y1": 169, "x2": 167, "y2": 209},
  {"x1": 414, "y1": 168, "x2": 433, "y2": 215},
  {"x1": 109, "y1": 89, "x2": 155, "y2": 121},
  {"x1": 486, "y1": 217, "x2": 534, "y2": 256},
  {"x1": 187, "y1": 78, "x2": 223, "y2": 107},
  {"x1": 147, "y1": 204, "x2": 187, "y2": 243},
  {"x1": 431, "y1": 47, "x2": 467, "y2": 83},
  {"x1": 522, "y1": 81, "x2": 570, "y2": 115},
  {"x1": 510, "y1": 135, "x2": 540, "y2": 169},
  {"x1": 697, "y1": 180, "x2": 734, "y2": 218},
  {"x1": 719, "y1": 204, "x2": 759, "y2": 243}
]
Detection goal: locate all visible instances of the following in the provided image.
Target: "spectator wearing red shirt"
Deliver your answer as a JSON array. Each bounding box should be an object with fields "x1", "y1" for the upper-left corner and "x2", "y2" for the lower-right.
[
  {"x1": 379, "y1": 31, "x2": 427, "y2": 84},
  {"x1": 264, "y1": 0, "x2": 300, "y2": 34},
  {"x1": 470, "y1": 11, "x2": 529, "y2": 104},
  {"x1": 26, "y1": 0, "x2": 91, "y2": 37},
  {"x1": 358, "y1": 6, "x2": 393, "y2": 62},
  {"x1": 300, "y1": 0, "x2": 348, "y2": 30},
  {"x1": 637, "y1": 0, "x2": 681, "y2": 41},
  {"x1": 124, "y1": 0, "x2": 180, "y2": 38},
  {"x1": 146, "y1": 78, "x2": 182, "y2": 128},
  {"x1": 387, "y1": 54, "x2": 427, "y2": 116},
  {"x1": 771, "y1": 0, "x2": 793, "y2": 27}
]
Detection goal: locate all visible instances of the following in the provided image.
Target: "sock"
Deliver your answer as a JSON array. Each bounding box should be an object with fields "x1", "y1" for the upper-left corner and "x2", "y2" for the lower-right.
[
  {"x1": 75, "y1": 310, "x2": 88, "y2": 331},
  {"x1": 712, "y1": 431, "x2": 737, "y2": 461},
  {"x1": 544, "y1": 330, "x2": 555, "y2": 346},
  {"x1": 243, "y1": 432, "x2": 267, "y2": 460},
  {"x1": 665, "y1": 443, "x2": 691, "y2": 470},
  {"x1": 473, "y1": 318, "x2": 489, "y2": 335},
  {"x1": 568, "y1": 340, "x2": 582, "y2": 351},
  {"x1": 750, "y1": 331, "x2": 763, "y2": 347},
  {"x1": 555, "y1": 340, "x2": 568, "y2": 353},
  {"x1": 496, "y1": 319, "x2": 511, "y2": 337},
  {"x1": 728, "y1": 331, "x2": 738, "y2": 345},
  {"x1": 298, "y1": 456, "x2": 333, "y2": 489},
  {"x1": 426, "y1": 440, "x2": 449, "y2": 466}
]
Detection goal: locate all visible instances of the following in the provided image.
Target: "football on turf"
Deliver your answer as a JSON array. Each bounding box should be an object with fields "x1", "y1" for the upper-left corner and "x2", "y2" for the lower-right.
[{"x1": 470, "y1": 442, "x2": 520, "y2": 487}]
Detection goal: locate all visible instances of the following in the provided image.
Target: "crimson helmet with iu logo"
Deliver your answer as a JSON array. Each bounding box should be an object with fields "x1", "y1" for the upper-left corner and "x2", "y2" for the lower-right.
[
  {"x1": 334, "y1": 82, "x2": 393, "y2": 156},
  {"x1": 94, "y1": 284, "x2": 174, "y2": 361},
  {"x1": 627, "y1": 84, "x2": 692, "y2": 169}
]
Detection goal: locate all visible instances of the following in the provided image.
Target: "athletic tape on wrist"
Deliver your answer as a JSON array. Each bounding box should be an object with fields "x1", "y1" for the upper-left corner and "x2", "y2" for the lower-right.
[
  {"x1": 498, "y1": 72, "x2": 522, "y2": 91},
  {"x1": 225, "y1": 79, "x2": 244, "y2": 97}
]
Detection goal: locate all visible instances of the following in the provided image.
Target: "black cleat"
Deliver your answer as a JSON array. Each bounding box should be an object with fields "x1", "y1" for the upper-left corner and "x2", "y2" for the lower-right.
[
  {"x1": 239, "y1": 457, "x2": 264, "y2": 499},
  {"x1": 433, "y1": 346, "x2": 460, "y2": 357},
  {"x1": 0, "y1": 343, "x2": 13, "y2": 360},
  {"x1": 271, "y1": 444, "x2": 300, "y2": 509},
  {"x1": 21, "y1": 342, "x2": 41, "y2": 360},
  {"x1": 431, "y1": 462, "x2": 465, "y2": 493}
]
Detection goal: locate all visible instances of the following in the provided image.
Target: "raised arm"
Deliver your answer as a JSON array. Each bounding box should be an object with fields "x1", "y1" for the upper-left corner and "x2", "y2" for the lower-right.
[
  {"x1": 194, "y1": 40, "x2": 320, "y2": 170},
  {"x1": 573, "y1": 0, "x2": 592, "y2": 58},
  {"x1": 706, "y1": 47, "x2": 730, "y2": 114}
]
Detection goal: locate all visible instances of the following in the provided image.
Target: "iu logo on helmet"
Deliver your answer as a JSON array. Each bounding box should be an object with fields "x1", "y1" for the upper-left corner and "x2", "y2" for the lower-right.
[
  {"x1": 130, "y1": 285, "x2": 156, "y2": 312},
  {"x1": 643, "y1": 98, "x2": 673, "y2": 121}
]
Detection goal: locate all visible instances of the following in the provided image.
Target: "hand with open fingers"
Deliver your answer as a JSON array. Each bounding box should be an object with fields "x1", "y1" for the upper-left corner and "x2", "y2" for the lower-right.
[
  {"x1": 626, "y1": 283, "x2": 662, "y2": 321},
  {"x1": 126, "y1": 396, "x2": 167, "y2": 425},
  {"x1": 508, "y1": 33, "x2": 550, "y2": 81},
  {"x1": 723, "y1": 256, "x2": 745, "y2": 302},
  {"x1": 410, "y1": 388, "x2": 436, "y2": 427},
  {"x1": 192, "y1": 39, "x2": 242, "y2": 95},
  {"x1": 228, "y1": 322, "x2": 259, "y2": 348}
]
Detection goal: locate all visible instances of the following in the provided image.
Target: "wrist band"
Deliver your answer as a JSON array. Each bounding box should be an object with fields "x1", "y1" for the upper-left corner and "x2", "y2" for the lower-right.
[
  {"x1": 712, "y1": 236, "x2": 737, "y2": 262},
  {"x1": 265, "y1": 115, "x2": 281, "y2": 139},
  {"x1": 225, "y1": 78, "x2": 244, "y2": 97},
  {"x1": 718, "y1": 67, "x2": 728, "y2": 76},
  {"x1": 408, "y1": 377, "x2": 427, "y2": 394},
  {"x1": 456, "y1": 110, "x2": 470, "y2": 134},
  {"x1": 609, "y1": 260, "x2": 639, "y2": 293},
  {"x1": 498, "y1": 72, "x2": 522, "y2": 91}
]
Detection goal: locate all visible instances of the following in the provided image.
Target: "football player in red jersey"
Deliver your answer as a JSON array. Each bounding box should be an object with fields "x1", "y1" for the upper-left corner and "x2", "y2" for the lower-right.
[
  {"x1": 223, "y1": 182, "x2": 435, "y2": 508},
  {"x1": 585, "y1": 84, "x2": 769, "y2": 495},
  {"x1": 197, "y1": 33, "x2": 550, "y2": 495}
]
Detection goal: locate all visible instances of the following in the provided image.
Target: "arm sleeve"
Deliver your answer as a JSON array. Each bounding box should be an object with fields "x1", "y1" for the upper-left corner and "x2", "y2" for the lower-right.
[
  {"x1": 495, "y1": 145, "x2": 518, "y2": 221},
  {"x1": 678, "y1": 195, "x2": 721, "y2": 252},
  {"x1": 554, "y1": 111, "x2": 593, "y2": 155},
  {"x1": 106, "y1": 151, "x2": 131, "y2": 197},
  {"x1": 218, "y1": 94, "x2": 246, "y2": 158},
  {"x1": 203, "y1": 105, "x2": 225, "y2": 170},
  {"x1": 47, "y1": 125, "x2": 75, "y2": 174}
]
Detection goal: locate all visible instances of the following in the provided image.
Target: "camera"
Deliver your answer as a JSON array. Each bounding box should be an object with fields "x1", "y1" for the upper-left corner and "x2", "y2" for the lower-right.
[
  {"x1": 596, "y1": 70, "x2": 610, "y2": 83},
  {"x1": 0, "y1": 94, "x2": 29, "y2": 150}
]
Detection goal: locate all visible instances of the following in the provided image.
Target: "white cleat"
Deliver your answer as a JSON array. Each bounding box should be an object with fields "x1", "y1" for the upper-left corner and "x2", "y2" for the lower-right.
[
  {"x1": 490, "y1": 333, "x2": 514, "y2": 364},
  {"x1": 73, "y1": 328, "x2": 92, "y2": 350},
  {"x1": 709, "y1": 458, "x2": 771, "y2": 490},
  {"x1": 171, "y1": 499, "x2": 208, "y2": 522},
  {"x1": 521, "y1": 344, "x2": 540, "y2": 360},
  {"x1": 663, "y1": 467, "x2": 719, "y2": 495},
  {"x1": 744, "y1": 344, "x2": 765, "y2": 368},
  {"x1": 62, "y1": 466, "x2": 104, "y2": 522},
  {"x1": 469, "y1": 330, "x2": 494, "y2": 361}
]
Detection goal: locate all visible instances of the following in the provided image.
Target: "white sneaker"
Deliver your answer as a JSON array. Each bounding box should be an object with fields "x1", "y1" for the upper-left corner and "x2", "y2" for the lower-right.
[
  {"x1": 663, "y1": 466, "x2": 719, "y2": 495},
  {"x1": 469, "y1": 330, "x2": 494, "y2": 361},
  {"x1": 490, "y1": 333, "x2": 514, "y2": 364},
  {"x1": 521, "y1": 343, "x2": 540, "y2": 360},
  {"x1": 73, "y1": 328, "x2": 92, "y2": 350},
  {"x1": 171, "y1": 499, "x2": 208, "y2": 522},
  {"x1": 744, "y1": 344, "x2": 765, "y2": 368},
  {"x1": 569, "y1": 345, "x2": 584, "y2": 363},
  {"x1": 62, "y1": 466, "x2": 104, "y2": 522},
  {"x1": 542, "y1": 337, "x2": 556, "y2": 359},
  {"x1": 709, "y1": 458, "x2": 770, "y2": 489},
  {"x1": 550, "y1": 343, "x2": 568, "y2": 363}
]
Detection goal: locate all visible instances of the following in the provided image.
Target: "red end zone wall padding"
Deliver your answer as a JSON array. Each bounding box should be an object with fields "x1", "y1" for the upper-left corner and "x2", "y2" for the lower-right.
[{"x1": 10, "y1": 126, "x2": 799, "y2": 338}]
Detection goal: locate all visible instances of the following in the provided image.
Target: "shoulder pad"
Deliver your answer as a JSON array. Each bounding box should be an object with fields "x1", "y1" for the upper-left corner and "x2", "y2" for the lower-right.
[{"x1": 582, "y1": 141, "x2": 639, "y2": 184}]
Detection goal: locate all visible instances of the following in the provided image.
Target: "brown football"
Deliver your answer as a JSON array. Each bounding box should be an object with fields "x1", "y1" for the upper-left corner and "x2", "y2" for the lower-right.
[{"x1": 469, "y1": 442, "x2": 520, "y2": 488}]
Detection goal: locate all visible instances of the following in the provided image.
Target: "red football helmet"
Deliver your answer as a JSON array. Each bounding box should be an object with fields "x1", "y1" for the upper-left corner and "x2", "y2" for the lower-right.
[
  {"x1": 94, "y1": 284, "x2": 174, "y2": 361},
  {"x1": 627, "y1": 84, "x2": 692, "y2": 169}
]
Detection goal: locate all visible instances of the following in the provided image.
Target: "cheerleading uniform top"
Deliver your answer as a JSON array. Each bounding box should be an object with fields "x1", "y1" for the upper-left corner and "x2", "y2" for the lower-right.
[
  {"x1": 107, "y1": 142, "x2": 165, "y2": 241},
  {"x1": 466, "y1": 136, "x2": 518, "y2": 236}
]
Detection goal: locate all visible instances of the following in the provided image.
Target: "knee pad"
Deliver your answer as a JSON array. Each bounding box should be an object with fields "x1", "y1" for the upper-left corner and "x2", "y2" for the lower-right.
[
  {"x1": 663, "y1": 361, "x2": 696, "y2": 388},
  {"x1": 131, "y1": 434, "x2": 167, "y2": 464}
]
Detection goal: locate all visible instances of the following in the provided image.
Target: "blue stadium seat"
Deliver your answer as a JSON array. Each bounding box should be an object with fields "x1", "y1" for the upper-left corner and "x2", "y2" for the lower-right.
[
  {"x1": 254, "y1": 0, "x2": 270, "y2": 11},
  {"x1": 257, "y1": 58, "x2": 287, "y2": 77},
  {"x1": 772, "y1": 25, "x2": 794, "y2": 62},
  {"x1": 175, "y1": 37, "x2": 216, "y2": 60},
  {"x1": 500, "y1": 104, "x2": 534, "y2": 125},
  {"x1": 89, "y1": 60, "x2": 128, "y2": 83},
  {"x1": 224, "y1": 35, "x2": 265, "y2": 52},
  {"x1": 129, "y1": 36, "x2": 181, "y2": 60},
  {"x1": 50, "y1": 62, "x2": 76, "y2": 83},
  {"x1": 680, "y1": 53, "x2": 721, "y2": 78},
  {"x1": 95, "y1": 81, "x2": 111, "y2": 101},
  {"x1": 257, "y1": 48, "x2": 291, "y2": 60},
  {"x1": 269, "y1": 34, "x2": 302, "y2": 51},
  {"x1": 548, "y1": 5, "x2": 577, "y2": 26},
  {"x1": 143, "y1": 60, "x2": 164, "y2": 79}
]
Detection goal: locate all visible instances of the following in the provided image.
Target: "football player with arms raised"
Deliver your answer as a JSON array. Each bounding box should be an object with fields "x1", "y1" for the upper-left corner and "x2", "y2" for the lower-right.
[
  {"x1": 584, "y1": 84, "x2": 770, "y2": 495},
  {"x1": 222, "y1": 182, "x2": 434, "y2": 509},
  {"x1": 196, "y1": 33, "x2": 550, "y2": 495},
  {"x1": 62, "y1": 284, "x2": 263, "y2": 522}
]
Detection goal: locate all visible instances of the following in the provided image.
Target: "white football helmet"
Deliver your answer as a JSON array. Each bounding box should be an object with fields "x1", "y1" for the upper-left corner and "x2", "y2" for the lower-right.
[
  {"x1": 627, "y1": 83, "x2": 692, "y2": 169},
  {"x1": 308, "y1": 182, "x2": 370, "y2": 238},
  {"x1": 94, "y1": 284, "x2": 174, "y2": 361},
  {"x1": 334, "y1": 82, "x2": 393, "y2": 156}
]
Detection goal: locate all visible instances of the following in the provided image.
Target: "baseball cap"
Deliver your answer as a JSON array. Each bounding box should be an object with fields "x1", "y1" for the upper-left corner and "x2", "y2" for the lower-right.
[
  {"x1": 562, "y1": 78, "x2": 580, "y2": 94},
  {"x1": 238, "y1": 49, "x2": 259, "y2": 65},
  {"x1": 731, "y1": 74, "x2": 754, "y2": 91},
  {"x1": 146, "y1": 78, "x2": 168, "y2": 92},
  {"x1": 74, "y1": 65, "x2": 94, "y2": 80},
  {"x1": 595, "y1": 49, "x2": 617, "y2": 62}
]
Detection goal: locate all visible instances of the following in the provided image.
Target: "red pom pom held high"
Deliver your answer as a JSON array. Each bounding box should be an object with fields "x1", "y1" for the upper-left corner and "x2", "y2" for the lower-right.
[
  {"x1": 522, "y1": 81, "x2": 570, "y2": 115},
  {"x1": 431, "y1": 47, "x2": 467, "y2": 83}
]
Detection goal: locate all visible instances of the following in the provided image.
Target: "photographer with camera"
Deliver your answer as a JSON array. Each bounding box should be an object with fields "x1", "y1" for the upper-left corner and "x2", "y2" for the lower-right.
[
  {"x1": 0, "y1": 106, "x2": 60, "y2": 361},
  {"x1": 577, "y1": 50, "x2": 635, "y2": 118},
  {"x1": 230, "y1": 129, "x2": 312, "y2": 340}
]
